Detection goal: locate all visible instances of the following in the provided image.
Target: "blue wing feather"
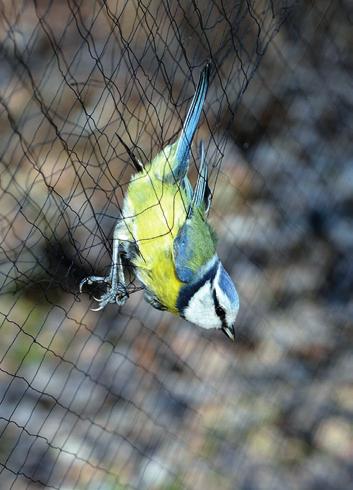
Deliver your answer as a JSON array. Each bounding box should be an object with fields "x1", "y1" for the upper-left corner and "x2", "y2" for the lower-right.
[
  {"x1": 173, "y1": 207, "x2": 217, "y2": 283},
  {"x1": 186, "y1": 141, "x2": 212, "y2": 218},
  {"x1": 173, "y1": 222, "x2": 194, "y2": 282}
]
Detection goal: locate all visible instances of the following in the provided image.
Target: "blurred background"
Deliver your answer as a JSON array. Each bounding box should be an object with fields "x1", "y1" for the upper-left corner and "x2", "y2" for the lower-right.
[{"x1": 0, "y1": 0, "x2": 352, "y2": 488}]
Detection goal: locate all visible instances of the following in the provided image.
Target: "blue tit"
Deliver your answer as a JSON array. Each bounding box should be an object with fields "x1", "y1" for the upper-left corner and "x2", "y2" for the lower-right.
[{"x1": 80, "y1": 64, "x2": 239, "y2": 340}]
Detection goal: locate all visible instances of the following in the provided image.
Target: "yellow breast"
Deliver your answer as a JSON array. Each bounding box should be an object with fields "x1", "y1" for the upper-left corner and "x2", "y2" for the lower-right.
[{"x1": 125, "y1": 168, "x2": 187, "y2": 312}]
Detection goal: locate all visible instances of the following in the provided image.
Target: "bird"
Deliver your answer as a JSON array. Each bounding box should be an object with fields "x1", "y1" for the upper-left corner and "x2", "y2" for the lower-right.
[{"x1": 80, "y1": 64, "x2": 239, "y2": 340}]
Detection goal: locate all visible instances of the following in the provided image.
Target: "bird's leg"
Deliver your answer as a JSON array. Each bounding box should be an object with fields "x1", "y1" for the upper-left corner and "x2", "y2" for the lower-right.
[
  {"x1": 79, "y1": 222, "x2": 129, "y2": 310},
  {"x1": 108, "y1": 225, "x2": 129, "y2": 304}
]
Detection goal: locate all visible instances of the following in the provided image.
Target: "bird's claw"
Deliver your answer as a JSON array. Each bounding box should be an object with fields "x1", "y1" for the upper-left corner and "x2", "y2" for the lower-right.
[
  {"x1": 79, "y1": 275, "x2": 107, "y2": 293},
  {"x1": 79, "y1": 275, "x2": 129, "y2": 310}
]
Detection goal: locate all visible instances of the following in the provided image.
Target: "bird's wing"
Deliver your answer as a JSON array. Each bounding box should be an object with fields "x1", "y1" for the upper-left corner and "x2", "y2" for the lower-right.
[
  {"x1": 186, "y1": 141, "x2": 212, "y2": 219},
  {"x1": 173, "y1": 210, "x2": 216, "y2": 283}
]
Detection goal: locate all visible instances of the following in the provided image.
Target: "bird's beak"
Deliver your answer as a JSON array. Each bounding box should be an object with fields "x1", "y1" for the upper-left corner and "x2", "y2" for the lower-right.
[{"x1": 222, "y1": 325, "x2": 235, "y2": 341}]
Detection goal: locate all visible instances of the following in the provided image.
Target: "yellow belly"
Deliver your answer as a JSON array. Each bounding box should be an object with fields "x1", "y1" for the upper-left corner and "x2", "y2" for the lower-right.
[{"x1": 126, "y1": 170, "x2": 187, "y2": 312}]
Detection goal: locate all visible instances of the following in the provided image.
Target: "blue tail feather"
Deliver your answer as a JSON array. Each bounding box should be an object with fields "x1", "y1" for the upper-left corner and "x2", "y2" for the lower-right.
[{"x1": 173, "y1": 64, "x2": 210, "y2": 181}]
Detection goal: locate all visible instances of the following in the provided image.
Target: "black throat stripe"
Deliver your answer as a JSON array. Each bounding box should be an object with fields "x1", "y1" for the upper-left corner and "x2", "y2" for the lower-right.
[{"x1": 176, "y1": 259, "x2": 219, "y2": 313}]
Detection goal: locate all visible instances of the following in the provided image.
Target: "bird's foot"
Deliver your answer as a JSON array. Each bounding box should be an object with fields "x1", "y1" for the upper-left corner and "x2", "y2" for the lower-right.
[{"x1": 79, "y1": 275, "x2": 129, "y2": 311}]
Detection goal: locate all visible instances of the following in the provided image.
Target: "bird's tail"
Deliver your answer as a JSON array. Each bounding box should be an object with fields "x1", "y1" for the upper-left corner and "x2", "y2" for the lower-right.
[{"x1": 172, "y1": 63, "x2": 210, "y2": 180}]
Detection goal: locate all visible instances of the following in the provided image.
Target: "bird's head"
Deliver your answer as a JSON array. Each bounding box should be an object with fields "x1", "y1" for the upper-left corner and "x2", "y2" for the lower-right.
[{"x1": 177, "y1": 258, "x2": 239, "y2": 340}]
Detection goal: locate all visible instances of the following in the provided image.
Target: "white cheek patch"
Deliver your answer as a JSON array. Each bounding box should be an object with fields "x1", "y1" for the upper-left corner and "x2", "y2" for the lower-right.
[{"x1": 183, "y1": 281, "x2": 222, "y2": 330}]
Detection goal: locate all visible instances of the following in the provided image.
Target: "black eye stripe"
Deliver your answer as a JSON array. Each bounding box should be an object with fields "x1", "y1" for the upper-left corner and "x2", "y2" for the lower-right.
[
  {"x1": 216, "y1": 305, "x2": 224, "y2": 316},
  {"x1": 213, "y1": 290, "x2": 226, "y2": 324}
]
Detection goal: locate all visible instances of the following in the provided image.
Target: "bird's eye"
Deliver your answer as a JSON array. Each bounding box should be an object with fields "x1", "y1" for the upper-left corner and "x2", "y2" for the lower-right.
[{"x1": 215, "y1": 305, "x2": 225, "y2": 317}]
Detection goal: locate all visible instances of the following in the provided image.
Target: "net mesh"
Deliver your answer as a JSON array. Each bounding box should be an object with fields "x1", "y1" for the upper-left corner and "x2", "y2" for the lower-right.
[{"x1": 0, "y1": 0, "x2": 352, "y2": 489}]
